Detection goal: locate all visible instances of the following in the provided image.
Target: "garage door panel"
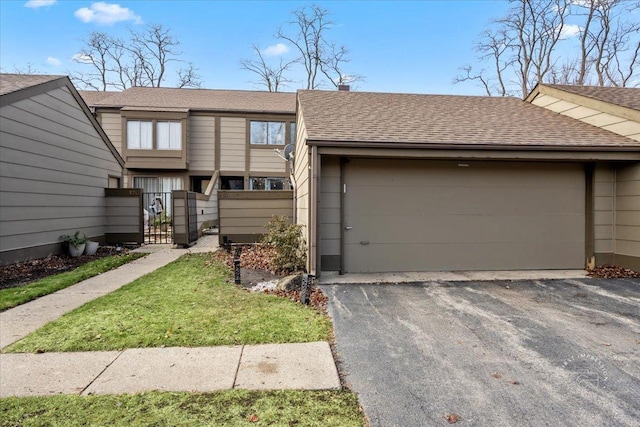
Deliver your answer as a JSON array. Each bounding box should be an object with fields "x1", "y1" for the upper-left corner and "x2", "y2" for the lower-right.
[
  {"x1": 345, "y1": 213, "x2": 584, "y2": 244},
  {"x1": 346, "y1": 186, "x2": 583, "y2": 216},
  {"x1": 342, "y1": 159, "x2": 585, "y2": 272},
  {"x1": 345, "y1": 241, "x2": 584, "y2": 272}
]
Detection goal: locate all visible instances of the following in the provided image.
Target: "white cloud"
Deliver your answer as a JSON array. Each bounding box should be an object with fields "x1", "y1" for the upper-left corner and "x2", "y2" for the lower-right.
[
  {"x1": 74, "y1": 2, "x2": 142, "y2": 25},
  {"x1": 262, "y1": 43, "x2": 289, "y2": 57},
  {"x1": 561, "y1": 24, "x2": 582, "y2": 38},
  {"x1": 72, "y1": 53, "x2": 94, "y2": 63},
  {"x1": 46, "y1": 56, "x2": 61, "y2": 66},
  {"x1": 24, "y1": 0, "x2": 56, "y2": 9}
]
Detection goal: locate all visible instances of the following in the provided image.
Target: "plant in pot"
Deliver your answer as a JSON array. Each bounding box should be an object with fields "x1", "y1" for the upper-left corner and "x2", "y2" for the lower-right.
[
  {"x1": 61, "y1": 231, "x2": 89, "y2": 258},
  {"x1": 84, "y1": 240, "x2": 99, "y2": 256}
]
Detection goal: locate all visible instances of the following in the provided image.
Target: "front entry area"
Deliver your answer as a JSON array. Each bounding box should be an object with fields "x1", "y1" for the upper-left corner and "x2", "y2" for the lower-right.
[{"x1": 339, "y1": 159, "x2": 585, "y2": 273}]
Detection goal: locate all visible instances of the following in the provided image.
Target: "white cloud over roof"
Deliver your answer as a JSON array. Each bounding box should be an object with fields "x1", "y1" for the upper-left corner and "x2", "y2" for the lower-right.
[
  {"x1": 24, "y1": 0, "x2": 56, "y2": 9},
  {"x1": 263, "y1": 43, "x2": 289, "y2": 57},
  {"x1": 561, "y1": 24, "x2": 581, "y2": 38},
  {"x1": 74, "y1": 2, "x2": 142, "y2": 25},
  {"x1": 46, "y1": 56, "x2": 61, "y2": 66}
]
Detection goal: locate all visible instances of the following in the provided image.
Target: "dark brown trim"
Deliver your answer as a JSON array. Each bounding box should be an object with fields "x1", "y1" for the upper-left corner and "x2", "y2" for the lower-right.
[
  {"x1": 595, "y1": 252, "x2": 614, "y2": 266},
  {"x1": 105, "y1": 233, "x2": 142, "y2": 245},
  {"x1": 613, "y1": 254, "x2": 640, "y2": 271},
  {"x1": 315, "y1": 146, "x2": 640, "y2": 161},
  {"x1": 0, "y1": 242, "x2": 62, "y2": 266},
  {"x1": 309, "y1": 140, "x2": 640, "y2": 154},
  {"x1": 218, "y1": 233, "x2": 266, "y2": 245},
  {"x1": 218, "y1": 190, "x2": 293, "y2": 200},
  {"x1": 214, "y1": 116, "x2": 221, "y2": 171},
  {"x1": 339, "y1": 156, "x2": 347, "y2": 275},
  {"x1": 321, "y1": 255, "x2": 341, "y2": 271},
  {"x1": 585, "y1": 163, "x2": 595, "y2": 267}
]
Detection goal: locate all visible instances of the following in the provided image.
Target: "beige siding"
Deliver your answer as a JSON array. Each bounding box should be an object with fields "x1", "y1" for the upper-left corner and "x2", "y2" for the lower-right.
[
  {"x1": 100, "y1": 112, "x2": 123, "y2": 153},
  {"x1": 320, "y1": 156, "x2": 341, "y2": 259},
  {"x1": 219, "y1": 117, "x2": 245, "y2": 171},
  {"x1": 0, "y1": 86, "x2": 122, "y2": 263},
  {"x1": 594, "y1": 164, "x2": 615, "y2": 254},
  {"x1": 532, "y1": 94, "x2": 640, "y2": 142},
  {"x1": 615, "y1": 163, "x2": 640, "y2": 259},
  {"x1": 188, "y1": 116, "x2": 216, "y2": 172},
  {"x1": 218, "y1": 191, "x2": 293, "y2": 243},
  {"x1": 105, "y1": 195, "x2": 140, "y2": 234},
  {"x1": 294, "y1": 108, "x2": 311, "y2": 258},
  {"x1": 250, "y1": 148, "x2": 287, "y2": 173}
]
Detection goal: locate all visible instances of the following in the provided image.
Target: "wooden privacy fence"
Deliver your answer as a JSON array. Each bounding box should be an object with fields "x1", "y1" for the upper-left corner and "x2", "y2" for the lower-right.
[
  {"x1": 218, "y1": 190, "x2": 294, "y2": 245},
  {"x1": 172, "y1": 190, "x2": 219, "y2": 247},
  {"x1": 105, "y1": 188, "x2": 143, "y2": 245}
]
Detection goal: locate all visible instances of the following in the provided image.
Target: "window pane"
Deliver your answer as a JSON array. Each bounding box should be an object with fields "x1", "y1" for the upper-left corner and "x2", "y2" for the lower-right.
[
  {"x1": 266, "y1": 177, "x2": 285, "y2": 190},
  {"x1": 157, "y1": 121, "x2": 181, "y2": 150},
  {"x1": 269, "y1": 122, "x2": 285, "y2": 145},
  {"x1": 290, "y1": 122, "x2": 296, "y2": 145},
  {"x1": 250, "y1": 177, "x2": 265, "y2": 190},
  {"x1": 250, "y1": 121, "x2": 268, "y2": 144},
  {"x1": 128, "y1": 121, "x2": 152, "y2": 149}
]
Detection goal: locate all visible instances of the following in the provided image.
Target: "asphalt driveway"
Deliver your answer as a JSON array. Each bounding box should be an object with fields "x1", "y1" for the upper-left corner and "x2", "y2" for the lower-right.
[{"x1": 323, "y1": 278, "x2": 640, "y2": 427}]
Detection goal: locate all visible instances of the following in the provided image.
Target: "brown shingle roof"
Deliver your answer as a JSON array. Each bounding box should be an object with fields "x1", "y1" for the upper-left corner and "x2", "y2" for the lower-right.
[
  {"x1": 89, "y1": 86, "x2": 296, "y2": 114},
  {"x1": 545, "y1": 84, "x2": 640, "y2": 111},
  {"x1": 297, "y1": 90, "x2": 638, "y2": 148},
  {"x1": 0, "y1": 73, "x2": 64, "y2": 96},
  {"x1": 78, "y1": 90, "x2": 120, "y2": 106}
]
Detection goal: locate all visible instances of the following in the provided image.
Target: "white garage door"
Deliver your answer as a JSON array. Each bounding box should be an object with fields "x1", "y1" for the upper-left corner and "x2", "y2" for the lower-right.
[{"x1": 343, "y1": 159, "x2": 585, "y2": 272}]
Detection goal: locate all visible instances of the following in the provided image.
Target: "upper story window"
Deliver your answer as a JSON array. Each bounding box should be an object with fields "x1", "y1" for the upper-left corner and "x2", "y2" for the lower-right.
[
  {"x1": 156, "y1": 121, "x2": 182, "y2": 150},
  {"x1": 127, "y1": 120, "x2": 182, "y2": 150},
  {"x1": 290, "y1": 122, "x2": 296, "y2": 145},
  {"x1": 127, "y1": 120, "x2": 152, "y2": 149},
  {"x1": 250, "y1": 121, "x2": 285, "y2": 145}
]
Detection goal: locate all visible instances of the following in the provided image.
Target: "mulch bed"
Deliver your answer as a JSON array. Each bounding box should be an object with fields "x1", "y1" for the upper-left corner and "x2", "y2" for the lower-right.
[
  {"x1": 0, "y1": 246, "x2": 129, "y2": 290},
  {"x1": 587, "y1": 265, "x2": 640, "y2": 279},
  {"x1": 210, "y1": 244, "x2": 327, "y2": 312}
]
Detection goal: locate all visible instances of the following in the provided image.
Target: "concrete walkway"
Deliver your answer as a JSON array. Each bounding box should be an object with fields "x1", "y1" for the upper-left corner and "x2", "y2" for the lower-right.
[{"x1": 0, "y1": 236, "x2": 340, "y2": 397}]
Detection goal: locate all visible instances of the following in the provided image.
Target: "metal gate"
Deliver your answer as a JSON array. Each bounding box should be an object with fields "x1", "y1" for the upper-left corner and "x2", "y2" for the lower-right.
[{"x1": 143, "y1": 192, "x2": 173, "y2": 244}]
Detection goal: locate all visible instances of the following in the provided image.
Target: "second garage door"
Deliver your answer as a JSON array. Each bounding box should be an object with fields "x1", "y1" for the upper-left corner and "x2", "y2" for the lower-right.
[{"x1": 343, "y1": 159, "x2": 585, "y2": 272}]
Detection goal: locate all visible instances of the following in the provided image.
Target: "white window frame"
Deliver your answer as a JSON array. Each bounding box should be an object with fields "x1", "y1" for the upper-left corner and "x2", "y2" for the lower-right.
[{"x1": 156, "y1": 121, "x2": 182, "y2": 150}]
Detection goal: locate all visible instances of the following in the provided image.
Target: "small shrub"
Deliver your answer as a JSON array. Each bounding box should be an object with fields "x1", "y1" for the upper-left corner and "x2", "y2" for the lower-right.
[{"x1": 262, "y1": 216, "x2": 307, "y2": 273}]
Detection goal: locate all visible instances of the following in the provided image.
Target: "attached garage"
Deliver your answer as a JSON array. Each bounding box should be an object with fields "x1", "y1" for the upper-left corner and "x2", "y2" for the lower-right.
[
  {"x1": 342, "y1": 159, "x2": 585, "y2": 272},
  {"x1": 294, "y1": 89, "x2": 640, "y2": 276}
]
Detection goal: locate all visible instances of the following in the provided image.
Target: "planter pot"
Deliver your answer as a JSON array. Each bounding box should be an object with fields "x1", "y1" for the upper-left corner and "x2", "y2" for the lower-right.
[
  {"x1": 69, "y1": 243, "x2": 86, "y2": 258},
  {"x1": 84, "y1": 241, "x2": 99, "y2": 256}
]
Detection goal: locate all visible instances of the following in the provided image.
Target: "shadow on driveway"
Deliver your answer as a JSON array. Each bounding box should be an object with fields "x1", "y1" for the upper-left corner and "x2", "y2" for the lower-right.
[{"x1": 323, "y1": 278, "x2": 640, "y2": 427}]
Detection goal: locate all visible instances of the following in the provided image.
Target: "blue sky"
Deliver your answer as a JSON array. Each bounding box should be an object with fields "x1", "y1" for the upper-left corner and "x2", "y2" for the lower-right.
[{"x1": 0, "y1": 0, "x2": 515, "y2": 95}]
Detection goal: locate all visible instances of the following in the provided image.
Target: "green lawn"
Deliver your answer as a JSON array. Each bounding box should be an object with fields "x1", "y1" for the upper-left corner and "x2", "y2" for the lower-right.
[
  {"x1": 0, "y1": 253, "x2": 146, "y2": 312},
  {"x1": 4, "y1": 254, "x2": 332, "y2": 353},
  {"x1": 0, "y1": 390, "x2": 365, "y2": 427}
]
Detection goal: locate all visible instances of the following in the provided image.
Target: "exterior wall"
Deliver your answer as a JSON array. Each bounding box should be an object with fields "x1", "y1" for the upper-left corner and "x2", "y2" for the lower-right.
[
  {"x1": 250, "y1": 148, "x2": 286, "y2": 173},
  {"x1": 531, "y1": 93, "x2": 640, "y2": 142},
  {"x1": 100, "y1": 111, "x2": 123, "y2": 153},
  {"x1": 188, "y1": 115, "x2": 216, "y2": 172},
  {"x1": 219, "y1": 117, "x2": 246, "y2": 172},
  {"x1": 614, "y1": 163, "x2": 640, "y2": 270},
  {"x1": 594, "y1": 164, "x2": 615, "y2": 263},
  {"x1": 196, "y1": 192, "x2": 218, "y2": 232},
  {"x1": 0, "y1": 86, "x2": 122, "y2": 265},
  {"x1": 319, "y1": 156, "x2": 341, "y2": 271},
  {"x1": 218, "y1": 190, "x2": 293, "y2": 244},
  {"x1": 293, "y1": 108, "x2": 311, "y2": 268}
]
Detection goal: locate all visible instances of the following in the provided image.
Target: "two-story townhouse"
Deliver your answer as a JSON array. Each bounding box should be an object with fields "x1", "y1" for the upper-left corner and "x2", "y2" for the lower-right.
[{"x1": 80, "y1": 87, "x2": 296, "y2": 199}]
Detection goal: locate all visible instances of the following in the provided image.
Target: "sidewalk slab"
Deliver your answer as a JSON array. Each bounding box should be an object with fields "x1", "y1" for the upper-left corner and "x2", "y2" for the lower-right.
[
  {"x1": 235, "y1": 342, "x2": 340, "y2": 390},
  {"x1": 83, "y1": 346, "x2": 242, "y2": 395},
  {"x1": 0, "y1": 351, "x2": 120, "y2": 397}
]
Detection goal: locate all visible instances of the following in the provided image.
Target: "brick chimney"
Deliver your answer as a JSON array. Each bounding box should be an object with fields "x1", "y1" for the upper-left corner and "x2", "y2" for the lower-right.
[{"x1": 338, "y1": 84, "x2": 350, "y2": 91}]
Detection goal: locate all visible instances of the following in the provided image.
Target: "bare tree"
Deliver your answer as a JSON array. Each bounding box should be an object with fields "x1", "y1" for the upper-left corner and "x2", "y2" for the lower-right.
[
  {"x1": 71, "y1": 24, "x2": 201, "y2": 91},
  {"x1": 455, "y1": 0, "x2": 639, "y2": 96},
  {"x1": 9, "y1": 63, "x2": 41, "y2": 74},
  {"x1": 240, "y1": 45, "x2": 294, "y2": 92},
  {"x1": 275, "y1": 4, "x2": 362, "y2": 89}
]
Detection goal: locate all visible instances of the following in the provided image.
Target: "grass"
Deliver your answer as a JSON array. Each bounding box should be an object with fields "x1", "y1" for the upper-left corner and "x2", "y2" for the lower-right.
[
  {"x1": 4, "y1": 254, "x2": 332, "y2": 353},
  {"x1": 0, "y1": 389, "x2": 365, "y2": 427},
  {"x1": 0, "y1": 253, "x2": 146, "y2": 312}
]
